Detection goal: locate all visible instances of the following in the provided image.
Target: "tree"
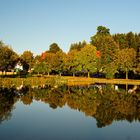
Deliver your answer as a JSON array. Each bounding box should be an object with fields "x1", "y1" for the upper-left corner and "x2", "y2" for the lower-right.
[
  {"x1": 91, "y1": 28, "x2": 119, "y2": 78},
  {"x1": 117, "y1": 48, "x2": 136, "y2": 79},
  {"x1": 90, "y1": 26, "x2": 110, "y2": 46},
  {"x1": 54, "y1": 51, "x2": 66, "y2": 76},
  {"x1": 136, "y1": 47, "x2": 140, "y2": 73},
  {"x1": 49, "y1": 43, "x2": 61, "y2": 53},
  {"x1": 135, "y1": 34, "x2": 140, "y2": 73},
  {"x1": 64, "y1": 50, "x2": 79, "y2": 76},
  {"x1": 20, "y1": 51, "x2": 34, "y2": 71},
  {"x1": 113, "y1": 33, "x2": 128, "y2": 49},
  {"x1": 0, "y1": 42, "x2": 18, "y2": 73},
  {"x1": 76, "y1": 44, "x2": 97, "y2": 77},
  {"x1": 126, "y1": 32, "x2": 137, "y2": 50},
  {"x1": 33, "y1": 61, "x2": 50, "y2": 75},
  {"x1": 69, "y1": 41, "x2": 86, "y2": 52},
  {"x1": 96, "y1": 26, "x2": 110, "y2": 36},
  {"x1": 40, "y1": 52, "x2": 55, "y2": 75}
]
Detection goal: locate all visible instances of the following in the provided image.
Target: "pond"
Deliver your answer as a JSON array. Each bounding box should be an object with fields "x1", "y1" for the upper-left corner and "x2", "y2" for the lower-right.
[{"x1": 0, "y1": 84, "x2": 140, "y2": 140}]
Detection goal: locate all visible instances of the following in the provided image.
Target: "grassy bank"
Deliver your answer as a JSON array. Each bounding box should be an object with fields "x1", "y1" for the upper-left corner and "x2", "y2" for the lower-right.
[
  {"x1": 0, "y1": 76, "x2": 140, "y2": 88},
  {"x1": 62, "y1": 76, "x2": 140, "y2": 86}
]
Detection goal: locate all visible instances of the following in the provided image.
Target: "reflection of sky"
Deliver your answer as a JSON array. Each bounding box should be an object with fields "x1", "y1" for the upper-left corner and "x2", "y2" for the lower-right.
[{"x1": 0, "y1": 101, "x2": 140, "y2": 140}]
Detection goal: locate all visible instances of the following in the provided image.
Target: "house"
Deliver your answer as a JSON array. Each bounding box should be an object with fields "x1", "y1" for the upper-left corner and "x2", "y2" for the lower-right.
[{"x1": 15, "y1": 61, "x2": 23, "y2": 72}]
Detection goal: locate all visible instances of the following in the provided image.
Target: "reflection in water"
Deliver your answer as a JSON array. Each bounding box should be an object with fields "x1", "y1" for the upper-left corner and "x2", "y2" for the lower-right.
[
  {"x1": 0, "y1": 84, "x2": 140, "y2": 128},
  {"x1": 0, "y1": 88, "x2": 18, "y2": 123}
]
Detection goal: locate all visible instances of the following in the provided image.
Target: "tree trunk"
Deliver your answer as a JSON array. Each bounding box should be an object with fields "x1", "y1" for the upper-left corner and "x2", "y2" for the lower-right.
[
  {"x1": 48, "y1": 72, "x2": 50, "y2": 76},
  {"x1": 88, "y1": 72, "x2": 90, "y2": 78},
  {"x1": 73, "y1": 72, "x2": 75, "y2": 77},
  {"x1": 59, "y1": 72, "x2": 61, "y2": 76}
]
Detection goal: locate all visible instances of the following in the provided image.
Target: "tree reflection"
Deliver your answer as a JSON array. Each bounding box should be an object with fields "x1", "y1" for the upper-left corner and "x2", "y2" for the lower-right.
[
  {"x1": 0, "y1": 84, "x2": 140, "y2": 128},
  {"x1": 29, "y1": 84, "x2": 140, "y2": 128},
  {"x1": 0, "y1": 88, "x2": 18, "y2": 123}
]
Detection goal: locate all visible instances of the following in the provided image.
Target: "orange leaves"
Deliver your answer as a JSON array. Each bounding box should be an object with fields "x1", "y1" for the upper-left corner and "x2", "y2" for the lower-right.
[{"x1": 96, "y1": 51, "x2": 101, "y2": 58}]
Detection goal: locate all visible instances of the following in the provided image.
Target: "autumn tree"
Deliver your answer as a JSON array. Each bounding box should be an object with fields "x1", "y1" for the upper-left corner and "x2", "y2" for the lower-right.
[
  {"x1": 40, "y1": 52, "x2": 55, "y2": 75},
  {"x1": 65, "y1": 50, "x2": 79, "y2": 76},
  {"x1": 117, "y1": 48, "x2": 136, "y2": 79}
]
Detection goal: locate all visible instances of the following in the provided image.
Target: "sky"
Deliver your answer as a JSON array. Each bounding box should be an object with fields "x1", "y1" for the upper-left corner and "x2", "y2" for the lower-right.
[{"x1": 0, "y1": 0, "x2": 140, "y2": 55}]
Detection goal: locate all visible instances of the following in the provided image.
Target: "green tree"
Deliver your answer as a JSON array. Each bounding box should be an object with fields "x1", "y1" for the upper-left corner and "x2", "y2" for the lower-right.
[
  {"x1": 20, "y1": 50, "x2": 34, "y2": 71},
  {"x1": 96, "y1": 26, "x2": 110, "y2": 36},
  {"x1": 113, "y1": 33, "x2": 128, "y2": 49},
  {"x1": 69, "y1": 41, "x2": 86, "y2": 52},
  {"x1": 0, "y1": 41, "x2": 18, "y2": 73},
  {"x1": 33, "y1": 61, "x2": 50, "y2": 75},
  {"x1": 136, "y1": 47, "x2": 140, "y2": 73},
  {"x1": 54, "y1": 51, "x2": 66, "y2": 76},
  {"x1": 76, "y1": 44, "x2": 97, "y2": 77},
  {"x1": 49, "y1": 43, "x2": 61, "y2": 53},
  {"x1": 135, "y1": 34, "x2": 140, "y2": 73},
  {"x1": 90, "y1": 26, "x2": 119, "y2": 78},
  {"x1": 126, "y1": 32, "x2": 137, "y2": 50},
  {"x1": 90, "y1": 26, "x2": 110, "y2": 46},
  {"x1": 91, "y1": 29, "x2": 119, "y2": 78}
]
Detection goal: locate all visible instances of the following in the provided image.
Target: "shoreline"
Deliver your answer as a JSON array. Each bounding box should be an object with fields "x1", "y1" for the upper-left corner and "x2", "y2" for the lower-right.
[{"x1": 0, "y1": 76, "x2": 140, "y2": 87}]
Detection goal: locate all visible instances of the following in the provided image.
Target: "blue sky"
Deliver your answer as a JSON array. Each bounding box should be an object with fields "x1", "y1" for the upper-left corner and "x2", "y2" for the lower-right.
[{"x1": 0, "y1": 0, "x2": 140, "y2": 55}]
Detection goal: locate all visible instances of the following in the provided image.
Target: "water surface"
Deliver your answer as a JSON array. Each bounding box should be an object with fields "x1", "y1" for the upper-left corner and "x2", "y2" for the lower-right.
[{"x1": 0, "y1": 84, "x2": 140, "y2": 140}]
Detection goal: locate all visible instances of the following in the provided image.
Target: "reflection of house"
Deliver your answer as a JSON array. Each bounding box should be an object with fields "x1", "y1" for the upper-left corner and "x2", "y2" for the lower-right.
[{"x1": 15, "y1": 61, "x2": 23, "y2": 72}]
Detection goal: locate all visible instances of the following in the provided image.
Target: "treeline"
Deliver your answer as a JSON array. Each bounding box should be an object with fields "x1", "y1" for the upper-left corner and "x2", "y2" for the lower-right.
[{"x1": 0, "y1": 26, "x2": 140, "y2": 79}]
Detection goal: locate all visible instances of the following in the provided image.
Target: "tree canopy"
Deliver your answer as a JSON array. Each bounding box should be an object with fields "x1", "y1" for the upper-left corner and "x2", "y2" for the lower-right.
[
  {"x1": 0, "y1": 41, "x2": 18, "y2": 71},
  {"x1": 49, "y1": 43, "x2": 61, "y2": 53}
]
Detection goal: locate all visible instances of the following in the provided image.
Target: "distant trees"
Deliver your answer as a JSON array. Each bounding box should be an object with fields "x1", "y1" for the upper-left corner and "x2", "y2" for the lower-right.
[
  {"x1": 112, "y1": 31, "x2": 140, "y2": 78},
  {"x1": 113, "y1": 32, "x2": 140, "y2": 51},
  {"x1": 113, "y1": 33, "x2": 128, "y2": 49},
  {"x1": 0, "y1": 26, "x2": 140, "y2": 79},
  {"x1": 69, "y1": 41, "x2": 87, "y2": 52}
]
